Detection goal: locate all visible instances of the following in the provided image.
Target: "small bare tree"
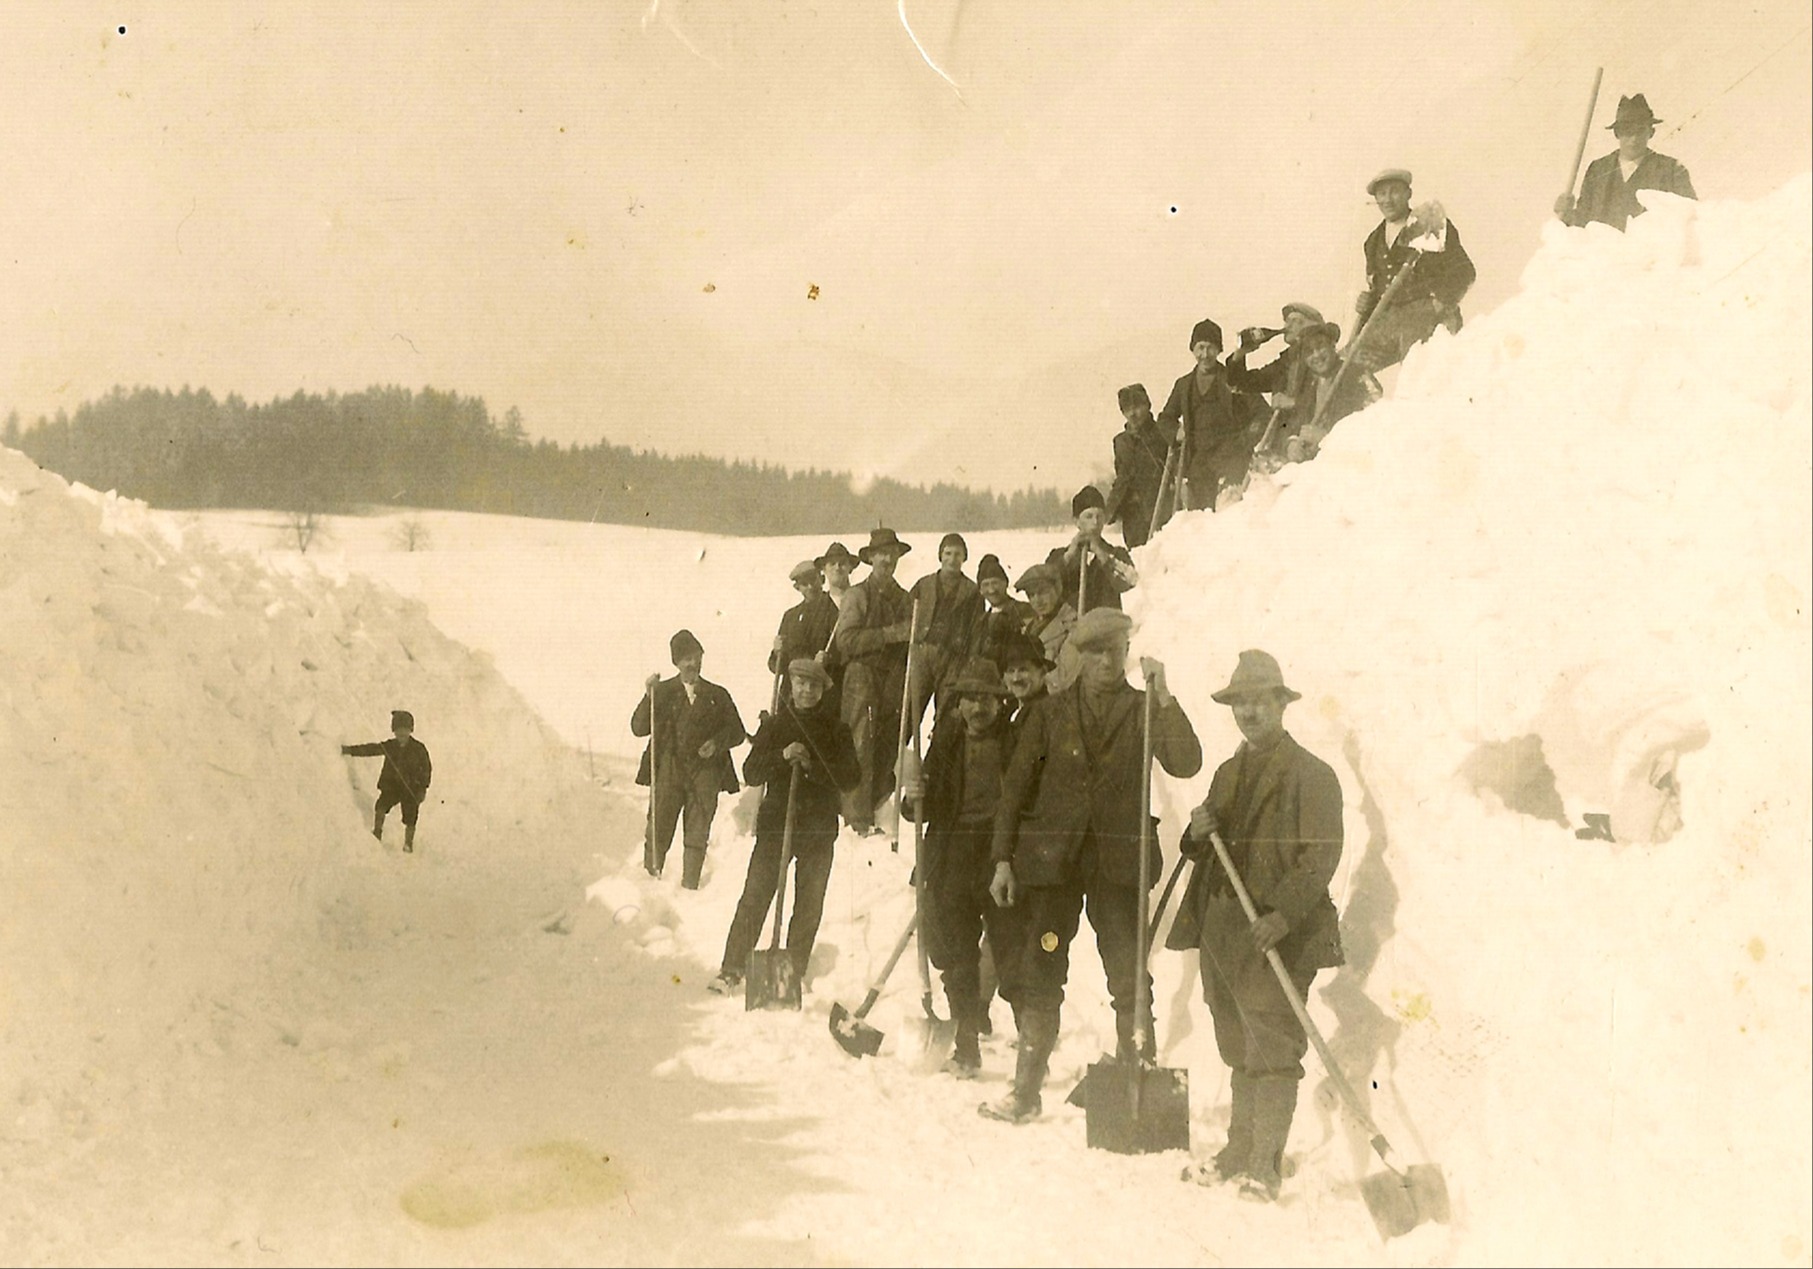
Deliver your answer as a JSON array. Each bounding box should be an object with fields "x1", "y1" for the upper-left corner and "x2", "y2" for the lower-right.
[
  {"x1": 389, "y1": 514, "x2": 432, "y2": 553},
  {"x1": 280, "y1": 509, "x2": 327, "y2": 554}
]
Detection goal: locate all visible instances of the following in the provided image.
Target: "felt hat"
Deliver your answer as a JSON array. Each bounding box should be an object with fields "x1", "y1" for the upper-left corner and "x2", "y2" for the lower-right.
[
  {"x1": 947, "y1": 656, "x2": 1011, "y2": 698},
  {"x1": 1117, "y1": 383, "x2": 1150, "y2": 412},
  {"x1": 1299, "y1": 320, "x2": 1341, "y2": 347},
  {"x1": 997, "y1": 631, "x2": 1055, "y2": 671},
  {"x1": 1210, "y1": 649, "x2": 1302, "y2": 704},
  {"x1": 976, "y1": 553, "x2": 1008, "y2": 585},
  {"x1": 390, "y1": 709, "x2": 415, "y2": 731},
  {"x1": 1281, "y1": 302, "x2": 1325, "y2": 325},
  {"x1": 788, "y1": 559, "x2": 821, "y2": 584},
  {"x1": 1071, "y1": 484, "x2": 1106, "y2": 518},
  {"x1": 669, "y1": 628, "x2": 704, "y2": 663},
  {"x1": 816, "y1": 541, "x2": 859, "y2": 568},
  {"x1": 1188, "y1": 318, "x2": 1223, "y2": 351},
  {"x1": 1014, "y1": 562, "x2": 1062, "y2": 594},
  {"x1": 1608, "y1": 93, "x2": 1659, "y2": 131},
  {"x1": 786, "y1": 657, "x2": 833, "y2": 689},
  {"x1": 1367, "y1": 168, "x2": 1413, "y2": 195},
  {"x1": 858, "y1": 527, "x2": 912, "y2": 563},
  {"x1": 938, "y1": 531, "x2": 969, "y2": 559},
  {"x1": 1070, "y1": 607, "x2": 1134, "y2": 651}
]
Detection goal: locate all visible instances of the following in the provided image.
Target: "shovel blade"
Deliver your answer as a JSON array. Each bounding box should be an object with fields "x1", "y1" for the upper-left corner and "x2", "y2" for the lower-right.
[
  {"x1": 829, "y1": 1003, "x2": 884, "y2": 1058},
  {"x1": 744, "y1": 950, "x2": 801, "y2": 1011},
  {"x1": 1082, "y1": 1060, "x2": 1190, "y2": 1155},
  {"x1": 1361, "y1": 1163, "x2": 1449, "y2": 1240}
]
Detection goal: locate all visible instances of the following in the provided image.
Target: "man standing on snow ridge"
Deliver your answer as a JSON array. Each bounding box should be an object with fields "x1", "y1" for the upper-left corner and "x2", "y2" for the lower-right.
[
  {"x1": 1046, "y1": 486, "x2": 1139, "y2": 616},
  {"x1": 342, "y1": 709, "x2": 433, "y2": 854},
  {"x1": 1169, "y1": 650, "x2": 1343, "y2": 1203},
  {"x1": 632, "y1": 630, "x2": 749, "y2": 888},
  {"x1": 1351, "y1": 169, "x2": 1476, "y2": 373},
  {"x1": 832, "y1": 527, "x2": 915, "y2": 837},
  {"x1": 1158, "y1": 318, "x2": 1262, "y2": 510},
  {"x1": 1557, "y1": 93, "x2": 1696, "y2": 231}
]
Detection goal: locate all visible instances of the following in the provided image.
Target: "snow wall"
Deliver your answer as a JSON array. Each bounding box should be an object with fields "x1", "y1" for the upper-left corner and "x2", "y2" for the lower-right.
[
  {"x1": 0, "y1": 449, "x2": 587, "y2": 1132},
  {"x1": 1126, "y1": 180, "x2": 1811, "y2": 1263}
]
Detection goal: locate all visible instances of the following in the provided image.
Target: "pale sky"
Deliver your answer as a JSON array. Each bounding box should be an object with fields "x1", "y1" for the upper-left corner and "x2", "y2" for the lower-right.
[{"x1": 3, "y1": 1, "x2": 1808, "y2": 493}]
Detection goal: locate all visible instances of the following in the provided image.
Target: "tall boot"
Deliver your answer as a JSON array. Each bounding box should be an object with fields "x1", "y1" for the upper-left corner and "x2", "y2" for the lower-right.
[
  {"x1": 979, "y1": 1006, "x2": 1056, "y2": 1124},
  {"x1": 1238, "y1": 1075, "x2": 1301, "y2": 1202},
  {"x1": 944, "y1": 993, "x2": 982, "y2": 1078},
  {"x1": 1211, "y1": 1071, "x2": 1256, "y2": 1181},
  {"x1": 403, "y1": 823, "x2": 416, "y2": 854},
  {"x1": 681, "y1": 848, "x2": 706, "y2": 890}
]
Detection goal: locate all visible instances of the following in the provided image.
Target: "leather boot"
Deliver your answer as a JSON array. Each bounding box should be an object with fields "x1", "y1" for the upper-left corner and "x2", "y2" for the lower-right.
[
  {"x1": 1212, "y1": 1071, "x2": 1256, "y2": 1181},
  {"x1": 979, "y1": 1006, "x2": 1056, "y2": 1123},
  {"x1": 403, "y1": 823, "x2": 416, "y2": 854},
  {"x1": 681, "y1": 848, "x2": 706, "y2": 890},
  {"x1": 1238, "y1": 1075, "x2": 1301, "y2": 1202}
]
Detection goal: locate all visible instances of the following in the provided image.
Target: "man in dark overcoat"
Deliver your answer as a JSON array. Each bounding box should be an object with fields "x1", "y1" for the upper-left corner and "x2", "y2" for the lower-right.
[
  {"x1": 632, "y1": 629, "x2": 749, "y2": 887},
  {"x1": 973, "y1": 554, "x2": 1033, "y2": 670},
  {"x1": 980, "y1": 609, "x2": 1202, "y2": 1124},
  {"x1": 1557, "y1": 93, "x2": 1696, "y2": 231},
  {"x1": 1157, "y1": 319, "x2": 1263, "y2": 510},
  {"x1": 1352, "y1": 169, "x2": 1477, "y2": 373},
  {"x1": 1168, "y1": 649, "x2": 1343, "y2": 1202},
  {"x1": 770, "y1": 559, "x2": 840, "y2": 709},
  {"x1": 831, "y1": 528, "x2": 914, "y2": 836},
  {"x1": 711, "y1": 659, "x2": 860, "y2": 995},
  {"x1": 1105, "y1": 384, "x2": 1176, "y2": 549}
]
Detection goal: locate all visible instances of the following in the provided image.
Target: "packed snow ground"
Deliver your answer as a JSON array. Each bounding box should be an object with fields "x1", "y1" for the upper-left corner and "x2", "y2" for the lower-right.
[{"x1": 6, "y1": 180, "x2": 1810, "y2": 1265}]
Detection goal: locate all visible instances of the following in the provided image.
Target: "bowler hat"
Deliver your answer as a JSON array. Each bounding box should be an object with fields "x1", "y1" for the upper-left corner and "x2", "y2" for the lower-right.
[
  {"x1": 787, "y1": 657, "x2": 833, "y2": 690},
  {"x1": 1070, "y1": 607, "x2": 1133, "y2": 651},
  {"x1": 997, "y1": 631, "x2": 1055, "y2": 671},
  {"x1": 858, "y1": 527, "x2": 912, "y2": 563},
  {"x1": 391, "y1": 709, "x2": 415, "y2": 731},
  {"x1": 1608, "y1": 93, "x2": 1660, "y2": 131},
  {"x1": 669, "y1": 628, "x2": 704, "y2": 664},
  {"x1": 1071, "y1": 484, "x2": 1106, "y2": 518},
  {"x1": 1014, "y1": 562, "x2": 1062, "y2": 594},
  {"x1": 816, "y1": 541, "x2": 859, "y2": 568},
  {"x1": 1367, "y1": 168, "x2": 1413, "y2": 196},
  {"x1": 788, "y1": 559, "x2": 820, "y2": 584},
  {"x1": 976, "y1": 553, "x2": 1008, "y2": 585},
  {"x1": 1189, "y1": 318, "x2": 1223, "y2": 351},
  {"x1": 1210, "y1": 649, "x2": 1302, "y2": 704},
  {"x1": 947, "y1": 656, "x2": 1010, "y2": 698}
]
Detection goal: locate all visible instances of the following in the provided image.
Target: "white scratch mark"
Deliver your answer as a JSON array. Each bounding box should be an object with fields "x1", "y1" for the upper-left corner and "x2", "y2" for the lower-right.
[
  {"x1": 643, "y1": 0, "x2": 723, "y2": 70},
  {"x1": 899, "y1": 0, "x2": 963, "y2": 101}
]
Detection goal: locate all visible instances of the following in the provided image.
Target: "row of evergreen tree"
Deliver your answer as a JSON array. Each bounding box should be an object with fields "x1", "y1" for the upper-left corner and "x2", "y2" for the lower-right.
[{"x1": 5, "y1": 386, "x2": 1067, "y2": 534}]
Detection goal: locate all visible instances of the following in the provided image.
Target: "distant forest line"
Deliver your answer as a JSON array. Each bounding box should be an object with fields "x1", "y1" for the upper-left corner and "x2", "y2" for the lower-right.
[{"x1": 6, "y1": 386, "x2": 1069, "y2": 534}]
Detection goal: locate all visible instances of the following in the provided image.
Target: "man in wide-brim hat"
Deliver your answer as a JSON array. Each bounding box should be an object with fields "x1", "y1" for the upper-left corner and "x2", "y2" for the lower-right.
[
  {"x1": 831, "y1": 527, "x2": 915, "y2": 835},
  {"x1": 1167, "y1": 649, "x2": 1344, "y2": 1203},
  {"x1": 1557, "y1": 92, "x2": 1697, "y2": 232}
]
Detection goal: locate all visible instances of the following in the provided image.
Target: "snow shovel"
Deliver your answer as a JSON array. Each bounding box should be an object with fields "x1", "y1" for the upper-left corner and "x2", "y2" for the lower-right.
[
  {"x1": 1206, "y1": 830, "x2": 1449, "y2": 1239},
  {"x1": 829, "y1": 912, "x2": 919, "y2": 1058},
  {"x1": 745, "y1": 765, "x2": 804, "y2": 1011},
  {"x1": 643, "y1": 679, "x2": 661, "y2": 876},
  {"x1": 1084, "y1": 678, "x2": 1190, "y2": 1155},
  {"x1": 905, "y1": 733, "x2": 956, "y2": 1065}
]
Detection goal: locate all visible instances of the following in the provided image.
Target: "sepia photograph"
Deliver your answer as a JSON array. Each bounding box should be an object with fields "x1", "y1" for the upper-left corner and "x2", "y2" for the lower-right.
[{"x1": 1, "y1": 2, "x2": 1808, "y2": 1264}]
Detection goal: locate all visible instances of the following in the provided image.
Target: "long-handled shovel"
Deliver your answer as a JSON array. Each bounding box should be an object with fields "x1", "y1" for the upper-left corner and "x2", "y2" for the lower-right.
[
  {"x1": 829, "y1": 912, "x2": 919, "y2": 1058},
  {"x1": 1084, "y1": 677, "x2": 1190, "y2": 1154},
  {"x1": 1147, "y1": 440, "x2": 1179, "y2": 542},
  {"x1": 889, "y1": 597, "x2": 923, "y2": 855},
  {"x1": 1206, "y1": 829, "x2": 1449, "y2": 1239},
  {"x1": 745, "y1": 765, "x2": 804, "y2": 1011},
  {"x1": 905, "y1": 724, "x2": 954, "y2": 1062},
  {"x1": 643, "y1": 679, "x2": 661, "y2": 876}
]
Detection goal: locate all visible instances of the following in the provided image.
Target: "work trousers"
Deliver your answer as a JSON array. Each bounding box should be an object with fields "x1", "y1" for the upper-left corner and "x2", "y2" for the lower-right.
[
  {"x1": 839, "y1": 662, "x2": 902, "y2": 831},
  {"x1": 1016, "y1": 863, "x2": 1152, "y2": 1038},
  {"x1": 926, "y1": 817, "x2": 1024, "y2": 1027},
  {"x1": 719, "y1": 825, "x2": 837, "y2": 981},
  {"x1": 1199, "y1": 895, "x2": 1319, "y2": 1077},
  {"x1": 647, "y1": 762, "x2": 721, "y2": 875}
]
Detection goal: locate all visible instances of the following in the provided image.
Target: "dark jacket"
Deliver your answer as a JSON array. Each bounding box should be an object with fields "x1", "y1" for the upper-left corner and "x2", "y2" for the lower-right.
[
  {"x1": 343, "y1": 736, "x2": 433, "y2": 800},
  {"x1": 1166, "y1": 732, "x2": 1344, "y2": 972},
  {"x1": 1106, "y1": 415, "x2": 1177, "y2": 547},
  {"x1": 743, "y1": 700, "x2": 861, "y2": 835},
  {"x1": 905, "y1": 707, "x2": 1018, "y2": 828},
  {"x1": 769, "y1": 591, "x2": 840, "y2": 674},
  {"x1": 909, "y1": 570, "x2": 984, "y2": 687},
  {"x1": 1284, "y1": 356, "x2": 1382, "y2": 454},
  {"x1": 992, "y1": 680, "x2": 1201, "y2": 888},
  {"x1": 1043, "y1": 541, "x2": 1137, "y2": 615},
  {"x1": 975, "y1": 597, "x2": 1035, "y2": 668},
  {"x1": 1568, "y1": 150, "x2": 1696, "y2": 231},
  {"x1": 632, "y1": 676, "x2": 747, "y2": 794},
  {"x1": 1360, "y1": 217, "x2": 1476, "y2": 318},
  {"x1": 1158, "y1": 367, "x2": 1262, "y2": 499}
]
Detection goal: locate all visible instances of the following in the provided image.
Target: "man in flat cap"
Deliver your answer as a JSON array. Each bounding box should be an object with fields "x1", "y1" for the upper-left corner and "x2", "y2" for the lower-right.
[
  {"x1": 1045, "y1": 486, "x2": 1139, "y2": 617},
  {"x1": 769, "y1": 559, "x2": 840, "y2": 711},
  {"x1": 908, "y1": 531, "x2": 984, "y2": 730},
  {"x1": 1558, "y1": 93, "x2": 1696, "y2": 231},
  {"x1": 1015, "y1": 562, "x2": 1081, "y2": 694},
  {"x1": 1226, "y1": 302, "x2": 1325, "y2": 399},
  {"x1": 832, "y1": 527, "x2": 915, "y2": 836},
  {"x1": 1169, "y1": 650, "x2": 1343, "y2": 1202},
  {"x1": 1271, "y1": 321, "x2": 1382, "y2": 465},
  {"x1": 1352, "y1": 169, "x2": 1477, "y2": 373},
  {"x1": 711, "y1": 658, "x2": 860, "y2": 995},
  {"x1": 980, "y1": 609, "x2": 1202, "y2": 1124},
  {"x1": 632, "y1": 629, "x2": 749, "y2": 887},
  {"x1": 973, "y1": 554, "x2": 1033, "y2": 671},
  {"x1": 1158, "y1": 318, "x2": 1264, "y2": 510},
  {"x1": 1105, "y1": 384, "x2": 1176, "y2": 550}
]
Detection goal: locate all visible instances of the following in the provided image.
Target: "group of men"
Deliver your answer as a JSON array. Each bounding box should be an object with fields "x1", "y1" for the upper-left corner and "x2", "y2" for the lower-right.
[{"x1": 627, "y1": 100, "x2": 1692, "y2": 1200}]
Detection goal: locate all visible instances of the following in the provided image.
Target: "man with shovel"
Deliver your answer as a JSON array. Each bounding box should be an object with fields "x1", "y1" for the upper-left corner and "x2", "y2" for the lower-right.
[
  {"x1": 632, "y1": 630, "x2": 749, "y2": 888},
  {"x1": 710, "y1": 659, "x2": 860, "y2": 996},
  {"x1": 1351, "y1": 169, "x2": 1476, "y2": 374},
  {"x1": 832, "y1": 527, "x2": 915, "y2": 837},
  {"x1": 1168, "y1": 650, "x2": 1343, "y2": 1202},
  {"x1": 980, "y1": 609, "x2": 1201, "y2": 1124}
]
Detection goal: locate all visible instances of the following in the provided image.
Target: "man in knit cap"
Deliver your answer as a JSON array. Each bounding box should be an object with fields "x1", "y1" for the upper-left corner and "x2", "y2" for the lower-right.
[
  {"x1": 1105, "y1": 384, "x2": 1175, "y2": 550},
  {"x1": 997, "y1": 631, "x2": 1053, "y2": 731},
  {"x1": 973, "y1": 553, "x2": 1033, "y2": 670},
  {"x1": 632, "y1": 630, "x2": 750, "y2": 887},
  {"x1": 1557, "y1": 93, "x2": 1696, "y2": 231},
  {"x1": 907, "y1": 531, "x2": 984, "y2": 729},
  {"x1": 832, "y1": 528, "x2": 915, "y2": 836},
  {"x1": 1015, "y1": 561, "x2": 1081, "y2": 695},
  {"x1": 1351, "y1": 169, "x2": 1476, "y2": 373},
  {"x1": 1046, "y1": 486, "x2": 1138, "y2": 616},
  {"x1": 980, "y1": 609, "x2": 1202, "y2": 1124},
  {"x1": 1169, "y1": 650, "x2": 1343, "y2": 1202},
  {"x1": 1158, "y1": 318, "x2": 1263, "y2": 510}
]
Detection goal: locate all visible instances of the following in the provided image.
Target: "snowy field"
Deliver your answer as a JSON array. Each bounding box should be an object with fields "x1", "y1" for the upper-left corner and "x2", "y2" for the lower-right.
[{"x1": 3, "y1": 182, "x2": 1809, "y2": 1266}]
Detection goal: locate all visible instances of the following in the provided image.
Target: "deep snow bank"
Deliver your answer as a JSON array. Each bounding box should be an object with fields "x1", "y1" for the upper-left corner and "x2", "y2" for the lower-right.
[
  {"x1": 1129, "y1": 180, "x2": 1811, "y2": 1263},
  {"x1": 0, "y1": 448, "x2": 585, "y2": 1134}
]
